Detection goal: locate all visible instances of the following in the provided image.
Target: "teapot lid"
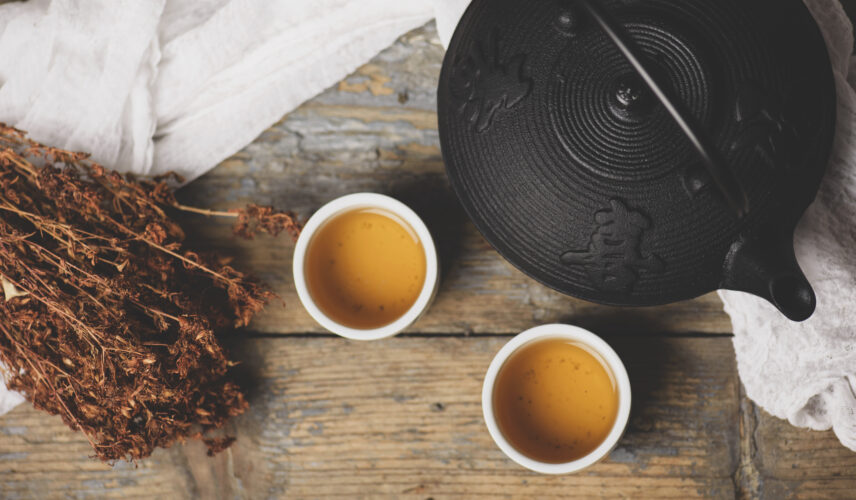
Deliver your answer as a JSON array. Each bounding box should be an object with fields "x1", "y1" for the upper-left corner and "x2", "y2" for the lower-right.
[{"x1": 438, "y1": 0, "x2": 835, "y2": 316}]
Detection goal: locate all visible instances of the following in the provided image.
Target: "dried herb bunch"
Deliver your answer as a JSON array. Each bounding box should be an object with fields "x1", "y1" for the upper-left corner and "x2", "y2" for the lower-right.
[{"x1": 0, "y1": 124, "x2": 300, "y2": 461}]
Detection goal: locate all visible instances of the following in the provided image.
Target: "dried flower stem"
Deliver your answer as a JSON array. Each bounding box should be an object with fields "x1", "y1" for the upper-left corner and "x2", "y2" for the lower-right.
[
  {"x1": 0, "y1": 124, "x2": 299, "y2": 462},
  {"x1": 174, "y1": 204, "x2": 239, "y2": 218}
]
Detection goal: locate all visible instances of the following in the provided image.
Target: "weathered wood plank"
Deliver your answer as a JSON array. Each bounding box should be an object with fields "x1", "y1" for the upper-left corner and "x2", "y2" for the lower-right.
[
  {"x1": 0, "y1": 336, "x2": 740, "y2": 499},
  {"x1": 0, "y1": 405, "x2": 196, "y2": 498},
  {"x1": 175, "y1": 24, "x2": 732, "y2": 335},
  {"x1": 178, "y1": 217, "x2": 732, "y2": 336},
  {"x1": 751, "y1": 404, "x2": 856, "y2": 499}
]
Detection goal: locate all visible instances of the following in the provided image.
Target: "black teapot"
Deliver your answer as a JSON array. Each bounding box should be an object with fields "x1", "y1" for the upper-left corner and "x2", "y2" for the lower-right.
[{"x1": 438, "y1": 0, "x2": 836, "y2": 321}]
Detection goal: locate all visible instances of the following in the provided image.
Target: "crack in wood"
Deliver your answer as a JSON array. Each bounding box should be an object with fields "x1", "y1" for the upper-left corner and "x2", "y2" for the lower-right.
[{"x1": 734, "y1": 384, "x2": 763, "y2": 499}]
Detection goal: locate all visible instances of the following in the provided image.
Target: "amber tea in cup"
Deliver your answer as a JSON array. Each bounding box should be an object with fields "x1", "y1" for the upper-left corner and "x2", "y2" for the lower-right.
[
  {"x1": 304, "y1": 207, "x2": 426, "y2": 330},
  {"x1": 492, "y1": 338, "x2": 619, "y2": 463},
  {"x1": 484, "y1": 325, "x2": 630, "y2": 473}
]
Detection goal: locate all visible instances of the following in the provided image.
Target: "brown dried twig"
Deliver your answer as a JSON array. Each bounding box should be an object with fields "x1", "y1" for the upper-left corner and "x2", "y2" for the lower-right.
[{"x1": 0, "y1": 124, "x2": 300, "y2": 462}]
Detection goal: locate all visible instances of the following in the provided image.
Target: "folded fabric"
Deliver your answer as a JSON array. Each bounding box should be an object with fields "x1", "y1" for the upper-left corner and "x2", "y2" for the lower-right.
[
  {"x1": 0, "y1": 0, "x2": 162, "y2": 175},
  {"x1": 0, "y1": 0, "x2": 468, "y2": 180}
]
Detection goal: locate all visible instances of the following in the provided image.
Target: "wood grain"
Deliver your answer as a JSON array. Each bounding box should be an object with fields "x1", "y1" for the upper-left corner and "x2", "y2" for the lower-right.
[
  {"x1": 0, "y1": 336, "x2": 740, "y2": 499},
  {"x1": 178, "y1": 217, "x2": 731, "y2": 336},
  {"x1": 175, "y1": 25, "x2": 731, "y2": 336},
  {"x1": 748, "y1": 405, "x2": 856, "y2": 499},
  {"x1": 0, "y1": 404, "x2": 195, "y2": 498}
]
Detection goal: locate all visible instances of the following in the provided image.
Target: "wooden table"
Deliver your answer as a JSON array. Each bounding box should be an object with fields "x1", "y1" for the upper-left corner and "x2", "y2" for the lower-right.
[{"x1": 2, "y1": 22, "x2": 856, "y2": 500}]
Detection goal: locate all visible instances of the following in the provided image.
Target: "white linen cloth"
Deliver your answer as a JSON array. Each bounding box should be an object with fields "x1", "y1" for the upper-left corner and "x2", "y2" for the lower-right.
[
  {"x1": 0, "y1": 0, "x2": 465, "y2": 179},
  {"x1": 1, "y1": 0, "x2": 856, "y2": 454}
]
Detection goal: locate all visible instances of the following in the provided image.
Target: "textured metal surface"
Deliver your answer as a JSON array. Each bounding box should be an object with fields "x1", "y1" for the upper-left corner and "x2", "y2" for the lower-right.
[
  {"x1": 575, "y1": 0, "x2": 749, "y2": 217},
  {"x1": 438, "y1": 0, "x2": 836, "y2": 311}
]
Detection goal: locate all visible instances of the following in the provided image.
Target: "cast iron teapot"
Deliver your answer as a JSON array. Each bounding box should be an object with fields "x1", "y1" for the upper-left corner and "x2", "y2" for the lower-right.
[{"x1": 438, "y1": 0, "x2": 836, "y2": 321}]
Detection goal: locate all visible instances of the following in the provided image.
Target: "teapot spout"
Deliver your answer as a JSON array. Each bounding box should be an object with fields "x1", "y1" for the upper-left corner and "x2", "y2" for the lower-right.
[{"x1": 722, "y1": 232, "x2": 815, "y2": 322}]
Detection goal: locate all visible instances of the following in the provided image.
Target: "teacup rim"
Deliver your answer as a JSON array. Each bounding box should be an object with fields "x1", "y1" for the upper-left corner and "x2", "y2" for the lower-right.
[{"x1": 481, "y1": 323, "x2": 632, "y2": 474}]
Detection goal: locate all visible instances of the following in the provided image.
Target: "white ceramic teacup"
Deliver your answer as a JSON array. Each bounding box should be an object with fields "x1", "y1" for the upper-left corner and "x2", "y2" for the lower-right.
[
  {"x1": 292, "y1": 193, "x2": 439, "y2": 341},
  {"x1": 482, "y1": 324, "x2": 632, "y2": 474}
]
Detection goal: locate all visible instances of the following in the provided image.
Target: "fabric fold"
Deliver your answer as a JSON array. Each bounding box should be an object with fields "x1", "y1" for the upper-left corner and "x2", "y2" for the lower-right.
[
  {"x1": 152, "y1": 0, "x2": 438, "y2": 180},
  {"x1": 0, "y1": 0, "x2": 165, "y2": 173}
]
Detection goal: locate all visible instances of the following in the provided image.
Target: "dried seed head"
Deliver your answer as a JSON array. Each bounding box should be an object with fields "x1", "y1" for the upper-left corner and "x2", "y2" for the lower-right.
[{"x1": 0, "y1": 124, "x2": 291, "y2": 462}]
